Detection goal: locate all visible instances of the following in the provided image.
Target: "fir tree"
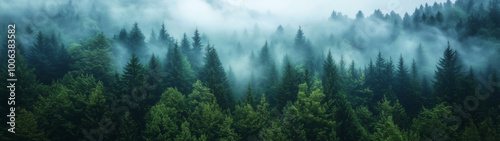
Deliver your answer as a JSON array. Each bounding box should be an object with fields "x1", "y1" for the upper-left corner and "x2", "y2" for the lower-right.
[
  {"x1": 433, "y1": 42, "x2": 463, "y2": 104},
  {"x1": 199, "y1": 44, "x2": 233, "y2": 110},
  {"x1": 166, "y1": 42, "x2": 194, "y2": 95},
  {"x1": 322, "y1": 50, "x2": 341, "y2": 101},
  {"x1": 276, "y1": 59, "x2": 298, "y2": 110},
  {"x1": 180, "y1": 33, "x2": 191, "y2": 56},
  {"x1": 128, "y1": 22, "x2": 146, "y2": 55},
  {"x1": 191, "y1": 28, "x2": 203, "y2": 73}
]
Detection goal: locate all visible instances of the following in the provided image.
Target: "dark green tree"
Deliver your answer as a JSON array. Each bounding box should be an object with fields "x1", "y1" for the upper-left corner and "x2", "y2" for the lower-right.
[
  {"x1": 180, "y1": 33, "x2": 191, "y2": 56},
  {"x1": 199, "y1": 44, "x2": 234, "y2": 110},
  {"x1": 245, "y1": 83, "x2": 255, "y2": 107},
  {"x1": 128, "y1": 22, "x2": 146, "y2": 55},
  {"x1": 433, "y1": 42, "x2": 463, "y2": 104},
  {"x1": 191, "y1": 28, "x2": 203, "y2": 73},
  {"x1": 335, "y1": 91, "x2": 369, "y2": 141},
  {"x1": 276, "y1": 58, "x2": 299, "y2": 110},
  {"x1": 322, "y1": 50, "x2": 341, "y2": 101},
  {"x1": 122, "y1": 53, "x2": 146, "y2": 92},
  {"x1": 166, "y1": 42, "x2": 194, "y2": 95}
]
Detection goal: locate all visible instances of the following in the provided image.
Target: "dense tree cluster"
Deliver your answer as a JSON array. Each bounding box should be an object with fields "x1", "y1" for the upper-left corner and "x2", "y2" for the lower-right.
[{"x1": 1, "y1": 0, "x2": 500, "y2": 141}]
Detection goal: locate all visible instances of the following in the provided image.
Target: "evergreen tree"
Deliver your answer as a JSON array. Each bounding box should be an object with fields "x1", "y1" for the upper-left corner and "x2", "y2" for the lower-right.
[
  {"x1": 335, "y1": 91, "x2": 368, "y2": 141},
  {"x1": 71, "y1": 32, "x2": 113, "y2": 82},
  {"x1": 121, "y1": 53, "x2": 146, "y2": 92},
  {"x1": 28, "y1": 31, "x2": 58, "y2": 84},
  {"x1": 149, "y1": 29, "x2": 158, "y2": 45},
  {"x1": 395, "y1": 55, "x2": 411, "y2": 114},
  {"x1": 180, "y1": 33, "x2": 191, "y2": 56},
  {"x1": 339, "y1": 55, "x2": 346, "y2": 78},
  {"x1": 12, "y1": 109, "x2": 47, "y2": 141},
  {"x1": 245, "y1": 84, "x2": 255, "y2": 107},
  {"x1": 322, "y1": 50, "x2": 341, "y2": 101},
  {"x1": 166, "y1": 42, "x2": 194, "y2": 95},
  {"x1": 118, "y1": 28, "x2": 128, "y2": 44},
  {"x1": 191, "y1": 28, "x2": 203, "y2": 73},
  {"x1": 158, "y1": 22, "x2": 173, "y2": 47},
  {"x1": 276, "y1": 59, "x2": 299, "y2": 110},
  {"x1": 433, "y1": 42, "x2": 463, "y2": 104},
  {"x1": 199, "y1": 44, "x2": 233, "y2": 110},
  {"x1": 349, "y1": 60, "x2": 358, "y2": 79},
  {"x1": 146, "y1": 54, "x2": 163, "y2": 105},
  {"x1": 128, "y1": 22, "x2": 146, "y2": 55}
]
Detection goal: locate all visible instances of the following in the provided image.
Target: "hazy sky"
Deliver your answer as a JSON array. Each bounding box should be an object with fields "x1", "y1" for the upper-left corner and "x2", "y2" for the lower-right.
[{"x1": 220, "y1": 0, "x2": 451, "y2": 18}]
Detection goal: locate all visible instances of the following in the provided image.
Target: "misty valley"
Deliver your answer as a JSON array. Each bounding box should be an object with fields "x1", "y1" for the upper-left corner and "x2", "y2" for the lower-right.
[{"x1": 1, "y1": 0, "x2": 500, "y2": 140}]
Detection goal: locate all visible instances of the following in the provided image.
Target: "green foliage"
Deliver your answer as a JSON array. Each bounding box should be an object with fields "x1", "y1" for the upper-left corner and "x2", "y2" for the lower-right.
[
  {"x1": 233, "y1": 102, "x2": 268, "y2": 140},
  {"x1": 434, "y1": 42, "x2": 463, "y2": 104},
  {"x1": 121, "y1": 53, "x2": 146, "y2": 92},
  {"x1": 175, "y1": 121, "x2": 204, "y2": 141},
  {"x1": 34, "y1": 73, "x2": 97, "y2": 140},
  {"x1": 13, "y1": 109, "x2": 47, "y2": 141},
  {"x1": 335, "y1": 91, "x2": 369, "y2": 141},
  {"x1": 323, "y1": 50, "x2": 341, "y2": 101},
  {"x1": 199, "y1": 44, "x2": 233, "y2": 110},
  {"x1": 375, "y1": 95, "x2": 409, "y2": 129},
  {"x1": 70, "y1": 32, "x2": 113, "y2": 82},
  {"x1": 158, "y1": 88, "x2": 187, "y2": 124},
  {"x1": 372, "y1": 116, "x2": 404, "y2": 141},
  {"x1": 187, "y1": 80, "x2": 217, "y2": 108},
  {"x1": 244, "y1": 84, "x2": 255, "y2": 107},
  {"x1": 117, "y1": 112, "x2": 140, "y2": 141},
  {"x1": 458, "y1": 120, "x2": 481, "y2": 141},
  {"x1": 411, "y1": 103, "x2": 456, "y2": 140},
  {"x1": 276, "y1": 59, "x2": 299, "y2": 110},
  {"x1": 166, "y1": 42, "x2": 195, "y2": 94},
  {"x1": 143, "y1": 104, "x2": 179, "y2": 141},
  {"x1": 128, "y1": 22, "x2": 146, "y2": 54},
  {"x1": 28, "y1": 31, "x2": 70, "y2": 84},
  {"x1": 190, "y1": 28, "x2": 203, "y2": 73}
]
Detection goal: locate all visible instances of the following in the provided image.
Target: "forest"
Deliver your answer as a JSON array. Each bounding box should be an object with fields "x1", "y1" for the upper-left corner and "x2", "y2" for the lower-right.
[{"x1": 1, "y1": 0, "x2": 500, "y2": 140}]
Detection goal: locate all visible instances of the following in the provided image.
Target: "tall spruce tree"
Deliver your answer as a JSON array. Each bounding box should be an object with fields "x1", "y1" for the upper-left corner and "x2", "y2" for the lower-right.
[
  {"x1": 433, "y1": 42, "x2": 463, "y2": 104},
  {"x1": 180, "y1": 33, "x2": 191, "y2": 56},
  {"x1": 199, "y1": 44, "x2": 233, "y2": 110},
  {"x1": 322, "y1": 50, "x2": 341, "y2": 101},
  {"x1": 128, "y1": 22, "x2": 146, "y2": 55},
  {"x1": 276, "y1": 58, "x2": 298, "y2": 110},
  {"x1": 191, "y1": 28, "x2": 203, "y2": 73},
  {"x1": 121, "y1": 53, "x2": 146, "y2": 93},
  {"x1": 166, "y1": 42, "x2": 194, "y2": 95}
]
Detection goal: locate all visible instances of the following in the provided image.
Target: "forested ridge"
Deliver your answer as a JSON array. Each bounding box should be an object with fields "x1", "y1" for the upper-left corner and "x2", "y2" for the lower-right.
[{"x1": 1, "y1": 0, "x2": 500, "y2": 140}]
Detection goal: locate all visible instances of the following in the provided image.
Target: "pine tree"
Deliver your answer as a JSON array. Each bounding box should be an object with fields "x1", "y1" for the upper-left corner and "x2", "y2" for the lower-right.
[
  {"x1": 166, "y1": 42, "x2": 194, "y2": 95},
  {"x1": 128, "y1": 22, "x2": 146, "y2": 55},
  {"x1": 339, "y1": 55, "x2": 346, "y2": 77},
  {"x1": 149, "y1": 29, "x2": 158, "y2": 45},
  {"x1": 158, "y1": 22, "x2": 173, "y2": 47},
  {"x1": 433, "y1": 42, "x2": 463, "y2": 104},
  {"x1": 180, "y1": 33, "x2": 191, "y2": 56},
  {"x1": 245, "y1": 84, "x2": 255, "y2": 107},
  {"x1": 276, "y1": 59, "x2": 298, "y2": 110},
  {"x1": 349, "y1": 60, "x2": 358, "y2": 79},
  {"x1": 191, "y1": 28, "x2": 203, "y2": 73},
  {"x1": 72, "y1": 32, "x2": 113, "y2": 82},
  {"x1": 29, "y1": 31, "x2": 58, "y2": 84},
  {"x1": 335, "y1": 91, "x2": 368, "y2": 141},
  {"x1": 121, "y1": 53, "x2": 146, "y2": 92},
  {"x1": 322, "y1": 50, "x2": 341, "y2": 101},
  {"x1": 146, "y1": 54, "x2": 163, "y2": 104},
  {"x1": 395, "y1": 54, "x2": 411, "y2": 114},
  {"x1": 199, "y1": 44, "x2": 233, "y2": 110},
  {"x1": 118, "y1": 28, "x2": 128, "y2": 44}
]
